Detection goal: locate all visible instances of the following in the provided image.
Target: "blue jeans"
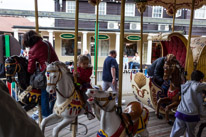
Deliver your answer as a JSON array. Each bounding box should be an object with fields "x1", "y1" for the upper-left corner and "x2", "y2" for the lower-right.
[
  {"x1": 41, "y1": 89, "x2": 55, "y2": 117},
  {"x1": 130, "y1": 62, "x2": 139, "y2": 70}
]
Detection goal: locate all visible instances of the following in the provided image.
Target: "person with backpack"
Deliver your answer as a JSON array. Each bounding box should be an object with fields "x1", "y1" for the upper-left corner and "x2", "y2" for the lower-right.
[{"x1": 23, "y1": 30, "x2": 59, "y2": 118}]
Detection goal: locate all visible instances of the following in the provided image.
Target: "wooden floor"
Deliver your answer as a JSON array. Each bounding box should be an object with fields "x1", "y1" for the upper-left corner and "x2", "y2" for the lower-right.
[{"x1": 44, "y1": 111, "x2": 206, "y2": 137}]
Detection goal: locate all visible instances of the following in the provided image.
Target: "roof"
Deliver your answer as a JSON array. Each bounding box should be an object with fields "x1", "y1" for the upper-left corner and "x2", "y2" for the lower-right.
[{"x1": 0, "y1": 16, "x2": 35, "y2": 32}]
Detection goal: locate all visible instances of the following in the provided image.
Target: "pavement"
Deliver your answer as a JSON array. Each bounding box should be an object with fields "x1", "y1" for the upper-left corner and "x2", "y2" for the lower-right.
[{"x1": 91, "y1": 72, "x2": 134, "y2": 95}]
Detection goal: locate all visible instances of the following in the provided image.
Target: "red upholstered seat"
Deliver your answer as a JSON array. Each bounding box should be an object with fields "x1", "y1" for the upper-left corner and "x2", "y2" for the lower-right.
[{"x1": 161, "y1": 36, "x2": 186, "y2": 68}]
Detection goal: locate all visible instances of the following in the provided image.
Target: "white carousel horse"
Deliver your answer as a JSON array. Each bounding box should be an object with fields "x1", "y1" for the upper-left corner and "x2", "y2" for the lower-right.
[
  {"x1": 0, "y1": 80, "x2": 44, "y2": 137},
  {"x1": 86, "y1": 88, "x2": 149, "y2": 137},
  {"x1": 40, "y1": 61, "x2": 88, "y2": 137}
]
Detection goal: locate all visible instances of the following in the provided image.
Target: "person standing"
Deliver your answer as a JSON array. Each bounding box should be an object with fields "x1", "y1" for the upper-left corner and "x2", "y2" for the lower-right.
[
  {"x1": 170, "y1": 70, "x2": 206, "y2": 137},
  {"x1": 23, "y1": 30, "x2": 59, "y2": 118},
  {"x1": 102, "y1": 50, "x2": 119, "y2": 102},
  {"x1": 84, "y1": 49, "x2": 91, "y2": 65},
  {"x1": 123, "y1": 54, "x2": 129, "y2": 73}
]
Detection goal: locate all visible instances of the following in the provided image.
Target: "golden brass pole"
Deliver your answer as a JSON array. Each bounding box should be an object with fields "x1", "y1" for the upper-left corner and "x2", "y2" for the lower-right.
[
  {"x1": 140, "y1": 10, "x2": 143, "y2": 72},
  {"x1": 72, "y1": 0, "x2": 79, "y2": 136},
  {"x1": 118, "y1": 0, "x2": 125, "y2": 107},
  {"x1": 185, "y1": 0, "x2": 195, "y2": 72},
  {"x1": 172, "y1": 0, "x2": 176, "y2": 32},
  {"x1": 137, "y1": 2, "x2": 146, "y2": 72},
  {"x1": 95, "y1": 2, "x2": 99, "y2": 85},
  {"x1": 34, "y1": 0, "x2": 39, "y2": 33},
  {"x1": 34, "y1": 0, "x2": 42, "y2": 125}
]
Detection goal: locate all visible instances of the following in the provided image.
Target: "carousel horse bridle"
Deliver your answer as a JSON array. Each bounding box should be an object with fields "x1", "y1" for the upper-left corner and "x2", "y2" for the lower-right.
[
  {"x1": 93, "y1": 92, "x2": 116, "y2": 112},
  {"x1": 5, "y1": 58, "x2": 21, "y2": 77},
  {"x1": 46, "y1": 66, "x2": 75, "y2": 99}
]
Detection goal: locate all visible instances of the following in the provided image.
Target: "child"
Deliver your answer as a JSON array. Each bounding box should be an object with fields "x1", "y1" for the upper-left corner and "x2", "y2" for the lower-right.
[
  {"x1": 196, "y1": 89, "x2": 206, "y2": 137},
  {"x1": 170, "y1": 70, "x2": 206, "y2": 137},
  {"x1": 123, "y1": 54, "x2": 128, "y2": 73},
  {"x1": 73, "y1": 55, "x2": 95, "y2": 120}
]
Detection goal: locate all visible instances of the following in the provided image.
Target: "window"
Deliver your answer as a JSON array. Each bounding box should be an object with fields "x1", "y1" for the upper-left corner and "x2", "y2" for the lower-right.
[
  {"x1": 152, "y1": 6, "x2": 163, "y2": 18},
  {"x1": 125, "y1": 3, "x2": 135, "y2": 16},
  {"x1": 176, "y1": 9, "x2": 182, "y2": 17},
  {"x1": 61, "y1": 37, "x2": 81, "y2": 56},
  {"x1": 124, "y1": 38, "x2": 137, "y2": 57},
  {"x1": 66, "y1": 1, "x2": 75, "y2": 13},
  {"x1": 90, "y1": 37, "x2": 109, "y2": 56},
  {"x1": 95, "y1": 2, "x2": 106, "y2": 15},
  {"x1": 195, "y1": 6, "x2": 206, "y2": 19}
]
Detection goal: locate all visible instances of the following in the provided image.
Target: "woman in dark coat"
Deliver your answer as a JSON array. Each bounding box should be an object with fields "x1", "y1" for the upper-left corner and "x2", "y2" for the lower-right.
[
  {"x1": 23, "y1": 30, "x2": 59, "y2": 117},
  {"x1": 147, "y1": 56, "x2": 166, "y2": 86}
]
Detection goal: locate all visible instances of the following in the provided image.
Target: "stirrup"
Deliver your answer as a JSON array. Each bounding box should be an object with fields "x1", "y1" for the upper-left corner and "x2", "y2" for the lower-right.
[{"x1": 87, "y1": 112, "x2": 95, "y2": 120}]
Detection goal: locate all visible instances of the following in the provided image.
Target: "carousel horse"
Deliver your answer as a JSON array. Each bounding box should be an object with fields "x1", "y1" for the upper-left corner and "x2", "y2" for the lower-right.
[
  {"x1": 86, "y1": 88, "x2": 149, "y2": 137},
  {"x1": 0, "y1": 80, "x2": 44, "y2": 137},
  {"x1": 156, "y1": 55, "x2": 185, "y2": 125},
  {"x1": 5, "y1": 55, "x2": 40, "y2": 111},
  {"x1": 41, "y1": 61, "x2": 89, "y2": 137}
]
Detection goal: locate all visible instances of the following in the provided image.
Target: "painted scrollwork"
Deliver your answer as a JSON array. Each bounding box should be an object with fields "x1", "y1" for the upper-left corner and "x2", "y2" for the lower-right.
[{"x1": 132, "y1": 84, "x2": 149, "y2": 98}]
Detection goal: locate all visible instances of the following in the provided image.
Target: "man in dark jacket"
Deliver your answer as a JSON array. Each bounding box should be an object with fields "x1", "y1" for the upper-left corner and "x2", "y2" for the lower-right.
[{"x1": 147, "y1": 56, "x2": 166, "y2": 86}]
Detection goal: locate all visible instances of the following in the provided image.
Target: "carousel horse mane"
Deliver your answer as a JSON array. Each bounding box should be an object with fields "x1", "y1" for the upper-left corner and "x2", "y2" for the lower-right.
[
  {"x1": 164, "y1": 54, "x2": 185, "y2": 85},
  {"x1": 52, "y1": 61, "x2": 73, "y2": 76},
  {"x1": 12, "y1": 55, "x2": 28, "y2": 69}
]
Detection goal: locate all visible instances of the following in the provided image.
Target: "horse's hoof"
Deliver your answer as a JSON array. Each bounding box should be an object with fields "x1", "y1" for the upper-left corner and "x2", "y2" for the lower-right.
[
  {"x1": 157, "y1": 114, "x2": 163, "y2": 119},
  {"x1": 168, "y1": 120, "x2": 174, "y2": 126}
]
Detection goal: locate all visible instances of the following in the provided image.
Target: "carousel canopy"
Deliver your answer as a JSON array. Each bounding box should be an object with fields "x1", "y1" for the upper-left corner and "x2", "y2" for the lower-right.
[
  {"x1": 190, "y1": 37, "x2": 206, "y2": 63},
  {"x1": 146, "y1": 0, "x2": 206, "y2": 15}
]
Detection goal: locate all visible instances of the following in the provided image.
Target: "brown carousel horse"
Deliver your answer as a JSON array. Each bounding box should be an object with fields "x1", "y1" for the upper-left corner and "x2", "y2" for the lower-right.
[{"x1": 156, "y1": 54, "x2": 185, "y2": 125}]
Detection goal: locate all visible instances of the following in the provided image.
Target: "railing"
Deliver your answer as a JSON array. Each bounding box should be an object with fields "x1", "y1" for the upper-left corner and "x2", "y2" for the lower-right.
[{"x1": 91, "y1": 68, "x2": 148, "y2": 83}]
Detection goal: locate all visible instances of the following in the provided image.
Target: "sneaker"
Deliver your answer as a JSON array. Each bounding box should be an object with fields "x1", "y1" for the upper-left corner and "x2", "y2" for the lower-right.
[
  {"x1": 31, "y1": 113, "x2": 39, "y2": 121},
  {"x1": 87, "y1": 112, "x2": 95, "y2": 120}
]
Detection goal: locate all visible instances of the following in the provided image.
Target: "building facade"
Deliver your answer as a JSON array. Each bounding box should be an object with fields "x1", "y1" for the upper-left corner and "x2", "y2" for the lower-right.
[{"x1": 12, "y1": 0, "x2": 206, "y2": 68}]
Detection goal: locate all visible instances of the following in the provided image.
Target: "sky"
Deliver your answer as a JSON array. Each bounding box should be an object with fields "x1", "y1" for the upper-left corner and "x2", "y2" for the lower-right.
[
  {"x1": 0, "y1": 0, "x2": 54, "y2": 11},
  {"x1": 0, "y1": 0, "x2": 55, "y2": 27}
]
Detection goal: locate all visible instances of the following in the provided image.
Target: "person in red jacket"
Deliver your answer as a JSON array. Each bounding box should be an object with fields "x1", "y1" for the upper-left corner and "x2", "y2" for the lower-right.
[
  {"x1": 73, "y1": 55, "x2": 95, "y2": 120},
  {"x1": 23, "y1": 30, "x2": 59, "y2": 118}
]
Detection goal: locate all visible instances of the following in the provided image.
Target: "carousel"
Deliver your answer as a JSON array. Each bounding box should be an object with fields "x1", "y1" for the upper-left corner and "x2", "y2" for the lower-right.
[{"x1": 1, "y1": 0, "x2": 206, "y2": 137}]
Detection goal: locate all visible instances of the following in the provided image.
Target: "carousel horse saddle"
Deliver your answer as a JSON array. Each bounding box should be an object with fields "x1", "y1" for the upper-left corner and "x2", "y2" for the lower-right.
[{"x1": 122, "y1": 101, "x2": 143, "y2": 128}]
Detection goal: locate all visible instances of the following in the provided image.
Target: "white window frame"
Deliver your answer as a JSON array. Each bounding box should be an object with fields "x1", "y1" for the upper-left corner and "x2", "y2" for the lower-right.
[
  {"x1": 125, "y1": 3, "x2": 135, "y2": 16},
  {"x1": 152, "y1": 6, "x2": 163, "y2": 18},
  {"x1": 176, "y1": 9, "x2": 182, "y2": 17},
  {"x1": 195, "y1": 6, "x2": 206, "y2": 19},
  {"x1": 90, "y1": 36, "x2": 110, "y2": 57},
  {"x1": 95, "y1": 2, "x2": 107, "y2": 15},
  {"x1": 66, "y1": 1, "x2": 76, "y2": 13}
]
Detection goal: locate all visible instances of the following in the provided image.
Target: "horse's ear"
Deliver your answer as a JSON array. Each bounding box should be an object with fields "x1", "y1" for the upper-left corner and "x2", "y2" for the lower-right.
[
  {"x1": 109, "y1": 91, "x2": 117, "y2": 97},
  {"x1": 112, "y1": 92, "x2": 117, "y2": 98},
  {"x1": 45, "y1": 62, "x2": 49, "y2": 66}
]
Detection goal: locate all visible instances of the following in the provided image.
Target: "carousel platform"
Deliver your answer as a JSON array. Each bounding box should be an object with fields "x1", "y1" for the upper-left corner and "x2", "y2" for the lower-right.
[{"x1": 40, "y1": 95, "x2": 206, "y2": 137}]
